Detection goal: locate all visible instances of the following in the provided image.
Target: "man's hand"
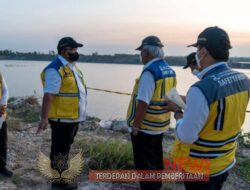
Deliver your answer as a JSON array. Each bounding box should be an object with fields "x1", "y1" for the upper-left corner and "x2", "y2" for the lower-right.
[
  {"x1": 0, "y1": 104, "x2": 7, "y2": 116},
  {"x1": 37, "y1": 118, "x2": 49, "y2": 134},
  {"x1": 132, "y1": 126, "x2": 140, "y2": 136},
  {"x1": 163, "y1": 100, "x2": 181, "y2": 113},
  {"x1": 37, "y1": 93, "x2": 55, "y2": 134},
  {"x1": 132, "y1": 100, "x2": 149, "y2": 136}
]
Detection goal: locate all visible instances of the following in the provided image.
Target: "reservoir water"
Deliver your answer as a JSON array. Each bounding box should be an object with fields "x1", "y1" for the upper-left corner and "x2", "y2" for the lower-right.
[{"x1": 0, "y1": 60, "x2": 249, "y2": 132}]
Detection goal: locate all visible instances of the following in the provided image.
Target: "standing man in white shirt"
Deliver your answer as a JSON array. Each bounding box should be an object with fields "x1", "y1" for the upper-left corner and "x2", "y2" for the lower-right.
[
  {"x1": 0, "y1": 72, "x2": 13, "y2": 177},
  {"x1": 37, "y1": 37, "x2": 87, "y2": 189},
  {"x1": 166, "y1": 26, "x2": 250, "y2": 190},
  {"x1": 127, "y1": 36, "x2": 176, "y2": 190}
]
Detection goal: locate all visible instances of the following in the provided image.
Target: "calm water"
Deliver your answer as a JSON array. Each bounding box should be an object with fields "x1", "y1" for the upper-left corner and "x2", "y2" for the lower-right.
[{"x1": 0, "y1": 60, "x2": 249, "y2": 132}]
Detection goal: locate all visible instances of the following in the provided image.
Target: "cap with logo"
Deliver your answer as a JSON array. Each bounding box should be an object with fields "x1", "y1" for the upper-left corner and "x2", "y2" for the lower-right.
[
  {"x1": 187, "y1": 26, "x2": 232, "y2": 50},
  {"x1": 136, "y1": 35, "x2": 164, "y2": 50},
  {"x1": 57, "y1": 37, "x2": 83, "y2": 52}
]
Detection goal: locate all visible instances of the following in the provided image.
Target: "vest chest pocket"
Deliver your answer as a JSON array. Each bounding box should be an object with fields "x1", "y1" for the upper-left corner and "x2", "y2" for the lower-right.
[{"x1": 55, "y1": 96, "x2": 79, "y2": 118}]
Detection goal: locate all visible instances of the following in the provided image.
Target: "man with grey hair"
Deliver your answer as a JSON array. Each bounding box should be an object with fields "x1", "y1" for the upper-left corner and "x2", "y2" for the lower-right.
[{"x1": 127, "y1": 35, "x2": 176, "y2": 190}]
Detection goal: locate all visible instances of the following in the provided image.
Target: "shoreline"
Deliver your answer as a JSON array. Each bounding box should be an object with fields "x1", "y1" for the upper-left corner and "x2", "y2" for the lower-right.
[
  {"x1": 0, "y1": 96, "x2": 249, "y2": 189},
  {"x1": 1, "y1": 57, "x2": 250, "y2": 70}
]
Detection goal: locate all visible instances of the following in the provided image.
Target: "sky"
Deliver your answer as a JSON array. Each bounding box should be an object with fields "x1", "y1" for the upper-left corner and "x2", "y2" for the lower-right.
[{"x1": 1, "y1": 0, "x2": 250, "y2": 56}]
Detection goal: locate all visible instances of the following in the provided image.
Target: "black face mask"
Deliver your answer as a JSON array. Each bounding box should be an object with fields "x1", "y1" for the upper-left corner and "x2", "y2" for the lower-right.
[{"x1": 68, "y1": 52, "x2": 79, "y2": 62}]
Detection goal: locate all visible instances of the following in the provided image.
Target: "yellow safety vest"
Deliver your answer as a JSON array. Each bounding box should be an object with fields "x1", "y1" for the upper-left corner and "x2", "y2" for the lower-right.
[
  {"x1": 127, "y1": 59, "x2": 176, "y2": 132},
  {"x1": 172, "y1": 64, "x2": 250, "y2": 176},
  {"x1": 41, "y1": 58, "x2": 86, "y2": 120}
]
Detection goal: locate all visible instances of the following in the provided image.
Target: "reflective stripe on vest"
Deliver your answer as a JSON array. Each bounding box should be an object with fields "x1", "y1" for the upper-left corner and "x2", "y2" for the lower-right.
[
  {"x1": 194, "y1": 133, "x2": 240, "y2": 148},
  {"x1": 56, "y1": 93, "x2": 79, "y2": 97},
  {"x1": 189, "y1": 148, "x2": 234, "y2": 159}
]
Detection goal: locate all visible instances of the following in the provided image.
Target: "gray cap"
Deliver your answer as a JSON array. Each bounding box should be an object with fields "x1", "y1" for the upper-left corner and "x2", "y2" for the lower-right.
[{"x1": 136, "y1": 35, "x2": 164, "y2": 50}]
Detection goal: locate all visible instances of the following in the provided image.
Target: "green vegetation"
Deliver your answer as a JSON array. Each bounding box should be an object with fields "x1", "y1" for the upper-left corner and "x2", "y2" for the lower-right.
[
  {"x1": 7, "y1": 96, "x2": 41, "y2": 123},
  {"x1": 11, "y1": 174, "x2": 22, "y2": 186},
  {"x1": 0, "y1": 176, "x2": 4, "y2": 181},
  {"x1": 238, "y1": 132, "x2": 250, "y2": 148},
  {"x1": 88, "y1": 139, "x2": 134, "y2": 170},
  {"x1": 8, "y1": 106, "x2": 40, "y2": 123},
  {"x1": 74, "y1": 138, "x2": 90, "y2": 150},
  {"x1": 0, "y1": 50, "x2": 55, "y2": 61},
  {"x1": 238, "y1": 159, "x2": 250, "y2": 182},
  {"x1": 0, "y1": 50, "x2": 140, "y2": 64},
  {"x1": 1, "y1": 49, "x2": 250, "y2": 68},
  {"x1": 23, "y1": 111, "x2": 40, "y2": 123},
  {"x1": 74, "y1": 137, "x2": 134, "y2": 170}
]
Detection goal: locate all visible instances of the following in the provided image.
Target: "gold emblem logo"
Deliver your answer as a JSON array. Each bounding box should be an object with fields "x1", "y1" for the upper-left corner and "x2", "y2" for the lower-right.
[{"x1": 37, "y1": 150, "x2": 84, "y2": 183}]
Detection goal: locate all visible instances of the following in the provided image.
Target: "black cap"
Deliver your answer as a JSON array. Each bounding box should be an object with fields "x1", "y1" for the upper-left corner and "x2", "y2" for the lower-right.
[
  {"x1": 57, "y1": 37, "x2": 83, "y2": 52},
  {"x1": 136, "y1": 35, "x2": 164, "y2": 50},
  {"x1": 187, "y1": 26, "x2": 232, "y2": 50},
  {"x1": 183, "y1": 52, "x2": 196, "y2": 69}
]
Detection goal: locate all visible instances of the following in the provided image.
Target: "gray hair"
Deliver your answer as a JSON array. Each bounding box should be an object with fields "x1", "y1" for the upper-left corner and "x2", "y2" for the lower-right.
[{"x1": 142, "y1": 45, "x2": 165, "y2": 59}]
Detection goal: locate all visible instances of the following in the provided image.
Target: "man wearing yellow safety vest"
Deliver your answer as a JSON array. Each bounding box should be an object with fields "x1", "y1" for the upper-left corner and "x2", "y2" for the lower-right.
[
  {"x1": 0, "y1": 72, "x2": 13, "y2": 177},
  {"x1": 127, "y1": 36, "x2": 176, "y2": 190},
  {"x1": 37, "y1": 37, "x2": 87, "y2": 189},
  {"x1": 166, "y1": 26, "x2": 250, "y2": 190}
]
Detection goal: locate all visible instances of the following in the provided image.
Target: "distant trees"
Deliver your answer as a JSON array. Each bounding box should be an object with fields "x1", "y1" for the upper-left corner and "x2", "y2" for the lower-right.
[
  {"x1": 0, "y1": 49, "x2": 250, "y2": 69},
  {"x1": 0, "y1": 50, "x2": 15, "y2": 56},
  {"x1": 0, "y1": 50, "x2": 55, "y2": 61},
  {"x1": 49, "y1": 51, "x2": 55, "y2": 56}
]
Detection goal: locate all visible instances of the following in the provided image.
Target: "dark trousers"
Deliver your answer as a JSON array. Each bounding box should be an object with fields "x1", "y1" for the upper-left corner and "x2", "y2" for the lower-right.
[
  {"x1": 0, "y1": 122, "x2": 7, "y2": 169},
  {"x1": 184, "y1": 171, "x2": 229, "y2": 190},
  {"x1": 131, "y1": 131, "x2": 164, "y2": 190},
  {"x1": 49, "y1": 120, "x2": 79, "y2": 172}
]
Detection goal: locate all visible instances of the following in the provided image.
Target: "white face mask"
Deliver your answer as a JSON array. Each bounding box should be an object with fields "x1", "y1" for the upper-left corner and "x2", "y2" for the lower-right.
[
  {"x1": 192, "y1": 69, "x2": 199, "y2": 76},
  {"x1": 139, "y1": 54, "x2": 142, "y2": 63},
  {"x1": 195, "y1": 52, "x2": 202, "y2": 69}
]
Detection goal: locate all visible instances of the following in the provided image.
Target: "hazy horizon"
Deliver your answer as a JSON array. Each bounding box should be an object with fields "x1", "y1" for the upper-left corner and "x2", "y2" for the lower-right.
[{"x1": 1, "y1": 0, "x2": 250, "y2": 56}]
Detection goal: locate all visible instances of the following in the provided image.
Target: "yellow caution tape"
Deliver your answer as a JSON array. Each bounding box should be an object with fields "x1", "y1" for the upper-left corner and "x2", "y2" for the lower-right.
[
  {"x1": 87, "y1": 87, "x2": 250, "y2": 113},
  {"x1": 87, "y1": 87, "x2": 132, "y2": 96}
]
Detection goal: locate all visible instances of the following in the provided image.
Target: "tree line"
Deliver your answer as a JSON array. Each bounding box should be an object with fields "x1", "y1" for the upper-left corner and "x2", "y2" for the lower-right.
[{"x1": 0, "y1": 50, "x2": 250, "y2": 69}]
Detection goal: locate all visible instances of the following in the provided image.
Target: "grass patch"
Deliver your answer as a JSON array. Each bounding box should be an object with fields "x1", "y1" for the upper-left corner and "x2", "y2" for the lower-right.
[
  {"x1": 73, "y1": 137, "x2": 134, "y2": 171},
  {"x1": 238, "y1": 132, "x2": 250, "y2": 148},
  {"x1": 25, "y1": 96, "x2": 40, "y2": 105},
  {"x1": 88, "y1": 139, "x2": 134, "y2": 170},
  {"x1": 11, "y1": 174, "x2": 22, "y2": 186},
  {"x1": 74, "y1": 138, "x2": 90, "y2": 149},
  {"x1": 86, "y1": 116, "x2": 101, "y2": 122},
  {"x1": 23, "y1": 111, "x2": 40, "y2": 123},
  {"x1": 237, "y1": 159, "x2": 250, "y2": 182},
  {"x1": 7, "y1": 96, "x2": 41, "y2": 123},
  {"x1": 8, "y1": 97, "x2": 16, "y2": 103},
  {"x1": 8, "y1": 108, "x2": 40, "y2": 123}
]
